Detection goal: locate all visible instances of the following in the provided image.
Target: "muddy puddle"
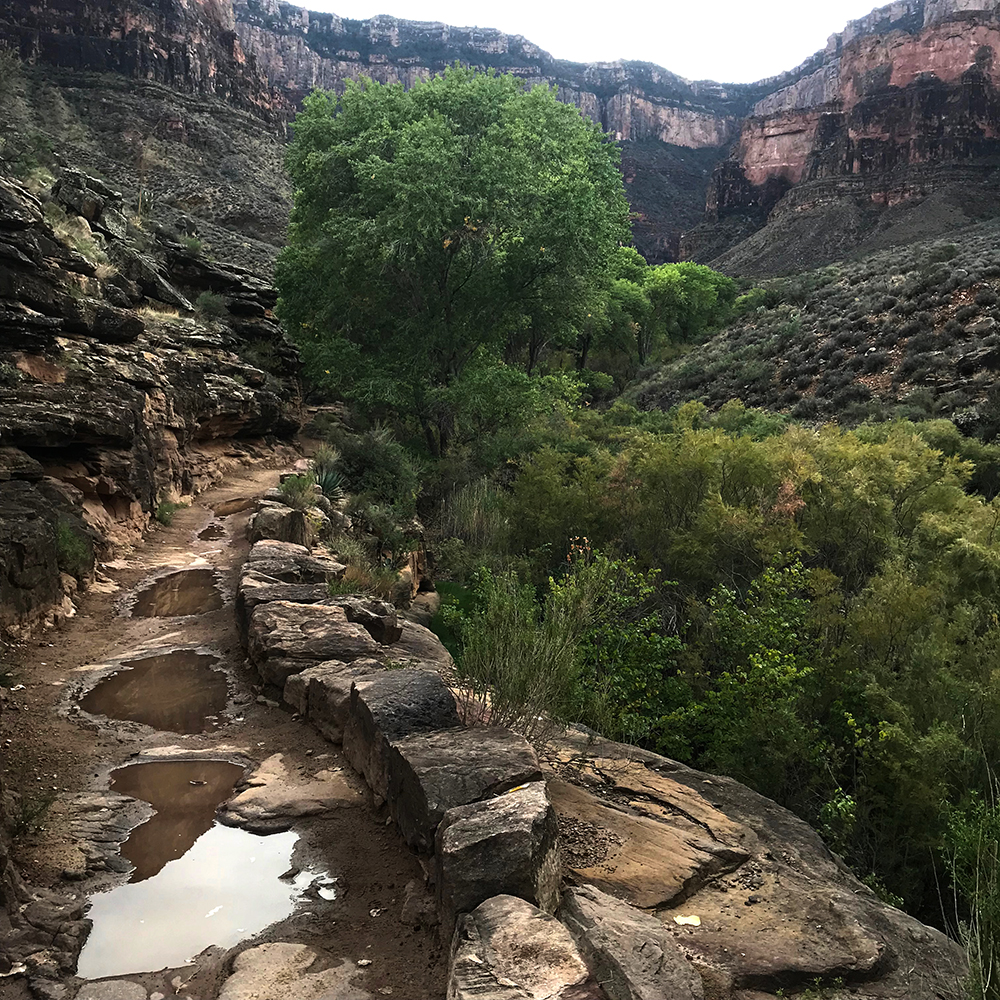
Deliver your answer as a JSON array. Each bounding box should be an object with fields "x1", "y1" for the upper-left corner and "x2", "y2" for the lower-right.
[
  {"x1": 77, "y1": 760, "x2": 337, "y2": 979},
  {"x1": 132, "y1": 569, "x2": 223, "y2": 617},
  {"x1": 198, "y1": 523, "x2": 227, "y2": 541},
  {"x1": 79, "y1": 650, "x2": 228, "y2": 734}
]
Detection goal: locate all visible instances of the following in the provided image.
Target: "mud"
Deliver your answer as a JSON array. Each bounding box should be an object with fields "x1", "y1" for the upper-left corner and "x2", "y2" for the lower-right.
[
  {"x1": 198, "y1": 524, "x2": 227, "y2": 541},
  {"x1": 132, "y1": 569, "x2": 224, "y2": 617},
  {"x1": 79, "y1": 651, "x2": 228, "y2": 734},
  {"x1": 0, "y1": 463, "x2": 445, "y2": 999},
  {"x1": 77, "y1": 826, "x2": 333, "y2": 980}
]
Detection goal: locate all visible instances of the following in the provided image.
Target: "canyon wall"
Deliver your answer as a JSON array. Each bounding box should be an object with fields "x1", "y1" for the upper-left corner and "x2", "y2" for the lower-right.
[
  {"x1": 0, "y1": 0, "x2": 285, "y2": 119},
  {"x1": 5, "y1": 0, "x2": 1000, "y2": 269},
  {"x1": 230, "y1": 0, "x2": 750, "y2": 148},
  {"x1": 688, "y1": 0, "x2": 1000, "y2": 273}
]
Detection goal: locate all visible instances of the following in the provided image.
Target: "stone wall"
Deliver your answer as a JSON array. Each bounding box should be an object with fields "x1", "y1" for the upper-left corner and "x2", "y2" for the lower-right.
[{"x1": 237, "y1": 482, "x2": 968, "y2": 1000}]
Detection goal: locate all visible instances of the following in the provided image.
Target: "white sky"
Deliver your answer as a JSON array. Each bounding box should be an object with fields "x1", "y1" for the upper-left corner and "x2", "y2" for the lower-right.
[{"x1": 295, "y1": 0, "x2": 892, "y2": 83}]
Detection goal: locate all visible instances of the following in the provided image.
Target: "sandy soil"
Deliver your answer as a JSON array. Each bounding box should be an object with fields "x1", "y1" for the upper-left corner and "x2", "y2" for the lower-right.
[{"x1": 0, "y1": 463, "x2": 446, "y2": 1000}]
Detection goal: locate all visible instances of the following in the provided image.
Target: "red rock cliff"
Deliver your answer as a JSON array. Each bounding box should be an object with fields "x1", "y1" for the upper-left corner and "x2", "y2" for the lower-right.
[{"x1": 695, "y1": 0, "x2": 1000, "y2": 262}]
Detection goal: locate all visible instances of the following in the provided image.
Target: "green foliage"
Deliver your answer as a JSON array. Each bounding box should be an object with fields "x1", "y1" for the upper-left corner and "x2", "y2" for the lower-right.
[
  {"x1": 325, "y1": 423, "x2": 422, "y2": 514},
  {"x1": 11, "y1": 790, "x2": 56, "y2": 839},
  {"x1": 195, "y1": 291, "x2": 227, "y2": 318},
  {"x1": 55, "y1": 520, "x2": 92, "y2": 578},
  {"x1": 948, "y1": 791, "x2": 1000, "y2": 999},
  {"x1": 277, "y1": 66, "x2": 630, "y2": 454},
  {"x1": 447, "y1": 547, "x2": 683, "y2": 746},
  {"x1": 154, "y1": 500, "x2": 184, "y2": 526},
  {"x1": 311, "y1": 445, "x2": 346, "y2": 503},
  {"x1": 279, "y1": 473, "x2": 317, "y2": 510},
  {"x1": 182, "y1": 236, "x2": 204, "y2": 254},
  {"x1": 633, "y1": 227, "x2": 1000, "y2": 426}
]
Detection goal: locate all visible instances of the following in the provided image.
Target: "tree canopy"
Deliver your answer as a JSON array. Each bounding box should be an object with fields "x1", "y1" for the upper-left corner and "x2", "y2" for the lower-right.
[{"x1": 276, "y1": 66, "x2": 631, "y2": 453}]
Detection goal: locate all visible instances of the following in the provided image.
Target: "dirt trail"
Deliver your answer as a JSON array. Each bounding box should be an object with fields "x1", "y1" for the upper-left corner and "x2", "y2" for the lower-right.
[{"x1": 1, "y1": 462, "x2": 445, "y2": 1000}]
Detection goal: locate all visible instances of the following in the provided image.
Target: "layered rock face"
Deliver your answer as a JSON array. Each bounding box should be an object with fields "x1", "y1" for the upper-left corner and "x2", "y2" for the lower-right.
[
  {"x1": 0, "y1": 0, "x2": 284, "y2": 119},
  {"x1": 689, "y1": 0, "x2": 1000, "y2": 273},
  {"x1": 0, "y1": 170, "x2": 300, "y2": 634},
  {"x1": 231, "y1": 0, "x2": 750, "y2": 146}
]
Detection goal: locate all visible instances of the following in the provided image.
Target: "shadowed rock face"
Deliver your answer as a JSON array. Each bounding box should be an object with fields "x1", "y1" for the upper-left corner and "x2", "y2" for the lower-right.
[
  {"x1": 688, "y1": 0, "x2": 1000, "y2": 273},
  {"x1": 0, "y1": 171, "x2": 300, "y2": 634},
  {"x1": 0, "y1": 0, "x2": 284, "y2": 119}
]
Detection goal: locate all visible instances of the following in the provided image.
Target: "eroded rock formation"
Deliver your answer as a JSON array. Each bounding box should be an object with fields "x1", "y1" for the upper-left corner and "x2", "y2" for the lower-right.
[
  {"x1": 688, "y1": 0, "x2": 1000, "y2": 273},
  {"x1": 0, "y1": 170, "x2": 300, "y2": 634}
]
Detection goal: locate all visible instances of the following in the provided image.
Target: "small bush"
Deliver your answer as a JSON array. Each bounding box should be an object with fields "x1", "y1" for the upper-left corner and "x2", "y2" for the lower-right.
[
  {"x1": 976, "y1": 290, "x2": 999, "y2": 308},
  {"x1": 155, "y1": 499, "x2": 184, "y2": 526},
  {"x1": 55, "y1": 520, "x2": 91, "y2": 577},
  {"x1": 182, "y1": 236, "x2": 204, "y2": 254},
  {"x1": 195, "y1": 291, "x2": 227, "y2": 318},
  {"x1": 278, "y1": 473, "x2": 317, "y2": 510}
]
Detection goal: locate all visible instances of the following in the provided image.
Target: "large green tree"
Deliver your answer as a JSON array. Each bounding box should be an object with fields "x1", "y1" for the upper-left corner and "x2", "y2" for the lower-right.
[{"x1": 276, "y1": 66, "x2": 631, "y2": 453}]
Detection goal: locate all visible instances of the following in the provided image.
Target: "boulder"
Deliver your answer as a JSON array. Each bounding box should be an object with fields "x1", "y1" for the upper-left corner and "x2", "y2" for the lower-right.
[
  {"x1": 247, "y1": 601, "x2": 381, "y2": 687},
  {"x1": 216, "y1": 753, "x2": 361, "y2": 833},
  {"x1": 332, "y1": 596, "x2": 402, "y2": 644},
  {"x1": 436, "y1": 782, "x2": 561, "y2": 942},
  {"x1": 283, "y1": 658, "x2": 386, "y2": 742},
  {"x1": 218, "y1": 943, "x2": 369, "y2": 1000},
  {"x1": 246, "y1": 539, "x2": 345, "y2": 584},
  {"x1": 546, "y1": 776, "x2": 748, "y2": 909},
  {"x1": 235, "y1": 569, "x2": 330, "y2": 643},
  {"x1": 559, "y1": 884, "x2": 704, "y2": 1000},
  {"x1": 448, "y1": 895, "x2": 603, "y2": 1000},
  {"x1": 388, "y1": 619, "x2": 454, "y2": 672},
  {"x1": 545, "y1": 732, "x2": 967, "y2": 999},
  {"x1": 387, "y1": 726, "x2": 542, "y2": 851},
  {"x1": 343, "y1": 670, "x2": 461, "y2": 803},
  {"x1": 246, "y1": 504, "x2": 312, "y2": 547}
]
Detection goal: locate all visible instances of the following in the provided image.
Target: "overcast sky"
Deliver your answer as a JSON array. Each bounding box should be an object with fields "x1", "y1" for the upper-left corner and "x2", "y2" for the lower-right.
[{"x1": 295, "y1": 0, "x2": 889, "y2": 83}]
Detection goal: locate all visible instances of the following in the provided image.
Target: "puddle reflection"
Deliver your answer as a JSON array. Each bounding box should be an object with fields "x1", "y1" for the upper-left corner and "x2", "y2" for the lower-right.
[
  {"x1": 76, "y1": 825, "x2": 331, "y2": 979},
  {"x1": 132, "y1": 569, "x2": 223, "y2": 617},
  {"x1": 80, "y1": 651, "x2": 227, "y2": 735}
]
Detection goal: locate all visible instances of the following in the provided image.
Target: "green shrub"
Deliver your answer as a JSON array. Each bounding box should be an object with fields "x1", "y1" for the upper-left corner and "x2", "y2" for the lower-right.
[
  {"x1": 155, "y1": 499, "x2": 184, "y2": 526},
  {"x1": 278, "y1": 473, "x2": 317, "y2": 510},
  {"x1": 182, "y1": 236, "x2": 204, "y2": 254},
  {"x1": 947, "y1": 792, "x2": 1000, "y2": 1000},
  {"x1": 55, "y1": 520, "x2": 91, "y2": 577},
  {"x1": 195, "y1": 291, "x2": 227, "y2": 318},
  {"x1": 311, "y1": 445, "x2": 346, "y2": 503},
  {"x1": 325, "y1": 423, "x2": 422, "y2": 514}
]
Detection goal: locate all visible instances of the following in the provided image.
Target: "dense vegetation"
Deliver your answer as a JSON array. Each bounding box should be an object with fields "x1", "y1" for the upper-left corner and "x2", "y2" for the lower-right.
[
  {"x1": 279, "y1": 68, "x2": 1000, "y2": 988},
  {"x1": 277, "y1": 67, "x2": 736, "y2": 454},
  {"x1": 635, "y1": 227, "x2": 1000, "y2": 437}
]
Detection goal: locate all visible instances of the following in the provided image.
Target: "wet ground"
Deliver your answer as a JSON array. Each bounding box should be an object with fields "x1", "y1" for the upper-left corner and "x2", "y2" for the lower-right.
[
  {"x1": 131, "y1": 569, "x2": 224, "y2": 618},
  {"x1": 0, "y1": 463, "x2": 445, "y2": 1000},
  {"x1": 79, "y1": 651, "x2": 228, "y2": 734}
]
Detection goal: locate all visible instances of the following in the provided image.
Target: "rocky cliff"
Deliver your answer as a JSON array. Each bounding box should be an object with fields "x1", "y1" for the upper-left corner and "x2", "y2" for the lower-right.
[
  {"x1": 0, "y1": 0, "x2": 284, "y2": 119},
  {"x1": 0, "y1": 165, "x2": 300, "y2": 635},
  {"x1": 6, "y1": 0, "x2": 1000, "y2": 270},
  {"x1": 688, "y1": 0, "x2": 1000, "y2": 274},
  {"x1": 0, "y1": 0, "x2": 766, "y2": 262}
]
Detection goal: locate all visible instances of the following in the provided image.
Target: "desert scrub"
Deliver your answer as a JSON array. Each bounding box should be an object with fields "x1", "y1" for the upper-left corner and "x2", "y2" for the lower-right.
[
  {"x1": 327, "y1": 534, "x2": 399, "y2": 600},
  {"x1": 195, "y1": 290, "x2": 227, "y2": 318},
  {"x1": 155, "y1": 499, "x2": 185, "y2": 526},
  {"x1": 279, "y1": 473, "x2": 318, "y2": 510},
  {"x1": 55, "y1": 520, "x2": 92, "y2": 577},
  {"x1": 311, "y1": 445, "x2": 346, "y2": 503}
]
